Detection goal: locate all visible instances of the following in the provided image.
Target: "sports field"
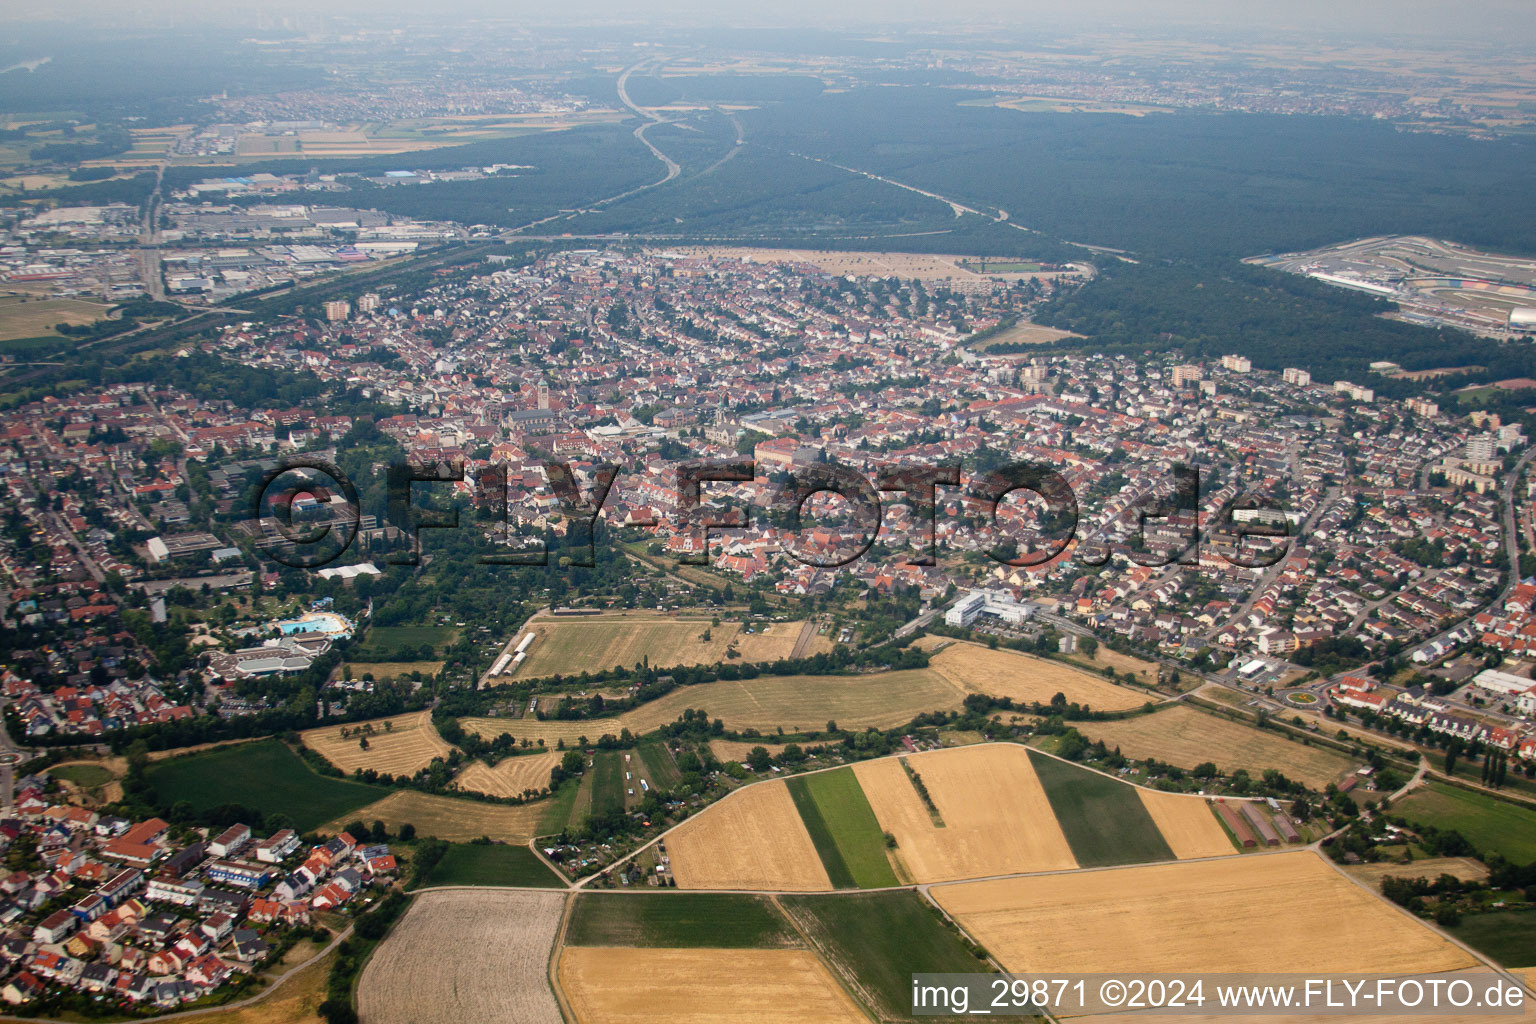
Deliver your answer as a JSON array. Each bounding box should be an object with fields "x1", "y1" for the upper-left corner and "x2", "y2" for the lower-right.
[
  {"x1": 455, "y1": 751, "x2": 560, "y2": 799},
  {"x1": 1135, "y1": 789, "x2": 1238, "y2": 859},
  {"x1": 502, "y1": 613, "x2": 825, "y2": 680},
  {"x1": 301, "y1": 710, "x2": 453, "y2": 778},
  {"x1": 145, "y1": 739, "x2": 387, "y2": 832},
  {"x1": 416, "y1": 842, "x2": 565, "y2": 888},
  {"x1": 932, "y1": 850, "x2": 1476, "y2": 975},
  {"x1": 1028, "y1": 750, "x2": 1176, "y2": 867},
  {"x1": 1075, "y1": 705, "x2": 1355, "y2": 789},
  {"x1": 359, "y1": 889, "x2": 564, "y2": 1024},
  {"x1": 927, "y1": 641, "x2": 1151, "y2": 711},
  {"x1": 780, "y1": 890, "x2": 990, "y2": 1021},
  {"x1": 461, "y1": 667, "x2": 963, "y2": 745},
  {"x1": 852, "y1": 744, "x2": 1076, "y2": 883},
  {"x1": 565, "y1": 893, "x2": 798, "y2": 948},
  {"x1": 666, "y1": 780, "x2": 831, "y2": 891},
  {"x1": 1392, "y1": 782, "x2": 1536, "y2": 864},
  {"x1": 322, "y1": 789, "x2": 544, "y2": 843},
  {"x1": 559, "y1": 947, "x2": 865, "y2": 1024},
  {"x1": 785, "y1": 769, "x2": 900, "y2": 888}
]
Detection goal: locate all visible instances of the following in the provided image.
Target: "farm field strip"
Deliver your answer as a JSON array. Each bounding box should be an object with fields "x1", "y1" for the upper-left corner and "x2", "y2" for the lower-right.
[
  {"x1": 666, "y1": 780, "x2": 832, "y2": 891},
  {"x1": 1392, "y1": 782, "x2": 1536, "y2": 864},
  {"x1": 454, "y1": 751, "x2": 561, "y2": 799},
  {"x1": 301, "y1": 709, "x2": 453, "y2": 778},
  {"x1": 931, "y1": 850, "x2": 1478, "y2": 976},
  {"x1": 780, "y1": 891, "x2": 991, "y2": 1022},
  {"x1": 565, "y1": 892, "x2": 799, "y2": 948},
  {"x1": 786, "y1": 768, "x2": 900, "y2": 889},
  {"x1": 592, "y1": 751, "x2": 626, "y2": 816},
  {"x1": 505, "y1": 614, "x2": 821, "y2": 679},
  {"x1": 637, "y1": 740, "x2": 683, "y2": 790},
  {"x1": 1074, "y1": 705, "x2": 1356, "y2": 790},
  {"x1": 417, "y1": 842, "x2": 566, "y2": 889},
  {"x1": 1135, "y1": 789, "x2": 1238, "y2": 859},
  {"x1": 927, "y1": 641, "x2": 1152, "y2": 711},
  {"x1": 358, "y1": 890, "x2": 565, "y2": 1024},
  {"x1": 852, "y1": 744, "x2": 1077, "y2": 883},
  {"x1": 321, "y1": 789, "x2": 544, "y2": 844},
  {"x1": 1027, "y1": 750, "x2": 1176, "y2": 868},
  {"x1": 558, "y1": 947, "x2": 867, "y2": 1024},
  {"x1": 145, "y1": 739, "x2": 387, "y2": 833},
  {"x1": 462, "y1": 667, "x2": 964, "y2": 745}
]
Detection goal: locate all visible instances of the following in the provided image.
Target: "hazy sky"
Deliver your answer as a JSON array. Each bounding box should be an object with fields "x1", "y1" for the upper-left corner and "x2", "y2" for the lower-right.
[{"x1": 12, "y1": 0, "x2": 1536, "y2": 39}]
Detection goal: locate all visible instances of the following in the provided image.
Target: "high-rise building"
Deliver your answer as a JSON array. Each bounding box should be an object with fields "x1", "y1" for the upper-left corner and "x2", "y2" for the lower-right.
[
  {"x1": 324, "y1": 300, "x2": 350, "y2": 323},
  {"x1": 1282, "y1": 367, "x2": 1312, "y2": 387},
  {"x1": 357, "y1": 292, "x2": 381, "y2": 314},
  {"x1": 1221, "y1": 354, "x2": 1252, "y2": 373},
  {"x1": 1171, "y1": 364, "x2": 1203, "y2": 386}
]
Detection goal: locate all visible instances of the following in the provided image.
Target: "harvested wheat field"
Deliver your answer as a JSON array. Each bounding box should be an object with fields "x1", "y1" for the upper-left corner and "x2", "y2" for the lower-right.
[
  {"x1": 710, "y1": 739, "x2": 795, "y2": 763},
  {"x1": 463, "y1": 667, "x2": 963, "y2": 746},
  {"x1": 1076, "y1": 706, "x2": 1354, "y2": 789},
  {"x1": 852, "y1": 744, "x2": 1077, "y2": 883},
  {"x1": 667, "y1": 781, "x2": 831, "y2": 891},
  {"x1": 359, "y1": 889, "x2": 564, "y2": 1024},
  {"x1": 933, "y1": 850, "x2": 1477, "y2": 976},
  {"x1": 302, "y1": 710, "x2": 453, "y2": 778},
  {"x1": 507, "y1": 613, "x2": 824, "y2": 680},
  {"x1": 928, "y1": 642, "x2": 1151, "y2": 711},
  {"x1": 455, "y1": 752, "x2": 562, "y2": 799},
  {"x1": 1344, "y1": 856, "x2": 1490, "y2": 887},
  {"x1": 1136, "y1": 790, "x2": 1237, "y2": 859},
  {"x1": 322, "y1": 790, "x2": 544, "y2": 843},
  {"x1": 558, "y1": 947, "x2": 865, "y2": 1024}
]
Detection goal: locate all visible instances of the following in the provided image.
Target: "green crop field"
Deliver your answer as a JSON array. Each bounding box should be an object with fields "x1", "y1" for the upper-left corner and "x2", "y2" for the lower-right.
[
  {"x1": 1394, "y1": 783, "x2": 1536, "y2": 864},
  {"x1": 355, "y1": 624, "x2": 457, "y2": 659},
  {"x1": 51, "y1": 763, "x2": 116, "y2": 788},
  {"x1": 145, "y1": 739, "x2": 387, "y2": 832},
  {"x1": 781, "y1": 891, "x2": 992, "y2": 1021},
  {"x1": 417, "y1": 842, "x2": 565, "y2": 888},
  {"x1": 638, "y1": 741, "x2": 683, "y2": 790},
  {"x1": 538, "y1": 775, "x2": 585, "y2": 835},
  {"x1": 1448, "y1": 910, "x2": 1536, "y2": 968},
  {"x1": 592, "y1": 752, "x2": 626, "y2": 817},
  {"x1": 1028, "y1": 750, "x2": 1175, "y2": 868},
  {"x1": 786, "y1": 768, "x2": 899, "y2": 889},
  {"x1": 565, "y1": 893, "x2": 797, "y2": 948}
]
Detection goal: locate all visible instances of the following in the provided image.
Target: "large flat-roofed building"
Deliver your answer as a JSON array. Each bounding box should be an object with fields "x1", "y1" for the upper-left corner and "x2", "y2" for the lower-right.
[{"x1": 945, "y1": 589, "x2": 1031, "y2": 628}]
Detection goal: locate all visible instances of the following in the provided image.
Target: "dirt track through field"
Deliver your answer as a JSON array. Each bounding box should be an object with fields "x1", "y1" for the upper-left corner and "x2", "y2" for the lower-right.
[
  {"x1": 667, "y1": 780, "x2": 832, "y2": 891},
  {"x1": 358, "y1": 889, "x2": 564, "y2": 1024},
  {"x1": 558, "y1": 947, "x2": 866, "y2": 1024}
]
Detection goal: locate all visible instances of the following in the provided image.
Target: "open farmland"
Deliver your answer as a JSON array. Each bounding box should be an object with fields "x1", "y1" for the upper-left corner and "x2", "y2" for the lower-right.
[
  {"x1": 927, "y1": 641, "x2": 1152, "y2": 711},
  {"x1": 1343, "y1": 855, "x2": 1488, "y2": 888},
  {"x1": 851, "y1": 744, "x2": 1077, "y2": 883},
  {"x1": 781, "y1": 891, "x2": 992, "y2": 1022},
  {"x1": 565, "y1": 893, "x2": 798, "y2": 948},
  {"x1": 559, "y1": 947, "x2": 866, "y2": 1024},
  {"x1": 454, "y1": 751, "x2": 561, "y2": 799},
  {"x1": 342, "y1": 660, "x2": 444, "y2": 682},
  {"x1": 501, "y1": 612, "x2": 824, "y2": 680},
  {"x1": 666, "y1": 780, "x2": 831, "y2": 891},
  {"x1": 416, "y1": 842, "x2": 565, "y2": 888},
  {"x1": 932, "y1": 850, "x2": 1477, "y2": 975},
  {"x1": 1136, "y1": 789, "x2": 1238, "y2": 859},
  {"x1": 1393, "y1": 782, "x2": 1536, "y2": 864},
  {"x1": 1028, "y1": 750, "x2": 1175, "y2": 867},
  {"x1": 462, "y1": 666, "x2": 964, "y2": 745},
  {"x1": 0, "y1": 296, "x2": 110, "y2": 341},
  {"x1": 358, "y1": 889, "x2": 564, "y2": 1024},
  {"x1": 1075, "y1": 705, "x2": 1355, "y2": 789},
  {"x1": 321, "y1": 789, "x2": 544, "y2": 843},
  {"x1": 301, "y1": 710, "x2": 453, "y2": 778},
  {"x1": 636, "y1": 741, "x2": 683, "y2": 789},
  {"x1": 785, "y1": 769, "x2": 899, "y2": 888},
  {"x1": 145, "y1": 739, "x2": 386, "y2": 832}
]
